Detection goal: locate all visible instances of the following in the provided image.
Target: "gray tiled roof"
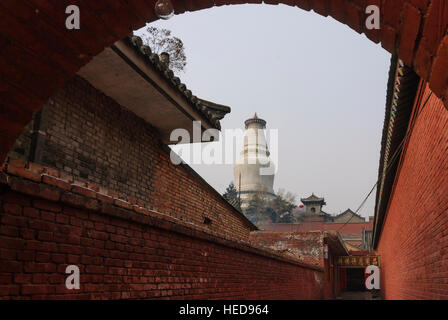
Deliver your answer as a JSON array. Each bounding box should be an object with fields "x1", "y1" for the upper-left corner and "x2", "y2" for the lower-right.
[
  {"x1": 127, "y1": 35, "x2": 231, "y2": 130},
  {"x1": 372, "y1": 55, "x2": 420, "y2": 248},
  {"x1": 335, "y1": 209, "x2": 363, "y2": 219},
  {"x1": 300, "y1": 193, "x2": 325, "y2": 203}
]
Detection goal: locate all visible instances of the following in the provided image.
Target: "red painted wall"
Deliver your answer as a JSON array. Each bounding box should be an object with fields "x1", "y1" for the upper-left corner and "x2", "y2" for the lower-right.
[
  {"x1": 340, "y1": 269, "x2": 347, "y2": 291},
  {"x1": 377, "y1": 83, "x2": 448, "y2": 299},
  {"x1": 260, "y1": 221, "x2": 373, "y2": 234}
]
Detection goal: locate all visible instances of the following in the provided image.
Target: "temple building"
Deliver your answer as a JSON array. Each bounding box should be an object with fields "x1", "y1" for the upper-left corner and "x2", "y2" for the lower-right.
[
  {"x1": 234, "y1": 113, "x2": 276, "y2": 209},
  {"x1": 260, "y1": 194, "x2": 374, "y2": 251},
  {"x1": 300, "y1": 194, "x2": 330, "y2": 221}
]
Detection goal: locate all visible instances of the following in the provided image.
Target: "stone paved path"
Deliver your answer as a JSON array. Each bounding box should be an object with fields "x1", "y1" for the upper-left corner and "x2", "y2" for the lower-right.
[{"x1": 336, "y1": 291, "x2": 382, "y2": 300}]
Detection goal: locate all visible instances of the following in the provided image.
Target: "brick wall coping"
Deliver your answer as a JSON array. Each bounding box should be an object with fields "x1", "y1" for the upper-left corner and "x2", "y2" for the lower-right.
[{"x1": 0, "y1": 157, "x2": 323, "y2": 273}]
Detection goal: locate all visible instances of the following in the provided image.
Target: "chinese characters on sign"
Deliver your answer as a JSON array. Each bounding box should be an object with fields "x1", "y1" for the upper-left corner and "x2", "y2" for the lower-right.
[{"x1": 337, "y1": 256, "x2": 380, "y2": 267}]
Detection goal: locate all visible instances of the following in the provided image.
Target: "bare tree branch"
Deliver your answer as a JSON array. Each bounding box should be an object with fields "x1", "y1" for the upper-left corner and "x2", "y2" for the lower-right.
[{"x1": 140, "y1": 26, "x2": 187, "y2": 73}]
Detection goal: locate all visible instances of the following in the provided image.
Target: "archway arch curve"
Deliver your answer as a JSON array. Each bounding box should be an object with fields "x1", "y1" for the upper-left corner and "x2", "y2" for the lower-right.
[{"x1": 0, "y1": 0, "x2": 447, "y2": 163}]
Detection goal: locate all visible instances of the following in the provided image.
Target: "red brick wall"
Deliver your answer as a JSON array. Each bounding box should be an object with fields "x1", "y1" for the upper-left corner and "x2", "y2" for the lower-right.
[
  {"x1": 249, "y1": 231, "x2": 342, "y2": 298},
  {"x1": 377, "y1": 82, "x2": 448, "y2": 299},
  {"x1": 0, "y1": 184, "x2": 326, "y2": 300},
  {"x1": 9, "y1": 76, "x2": 253, "y2": 240}
]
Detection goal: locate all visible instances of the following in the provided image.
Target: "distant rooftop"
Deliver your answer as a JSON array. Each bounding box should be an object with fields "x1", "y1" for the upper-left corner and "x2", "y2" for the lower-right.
[{"x1": 301, "y1": 193, "x2": 326, "y2": 204}]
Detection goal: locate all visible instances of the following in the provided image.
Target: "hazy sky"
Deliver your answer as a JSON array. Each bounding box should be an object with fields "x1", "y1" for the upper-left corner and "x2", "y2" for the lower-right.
[{"x1": 136, "y1": 4, "x2": 391, "y2": 218}]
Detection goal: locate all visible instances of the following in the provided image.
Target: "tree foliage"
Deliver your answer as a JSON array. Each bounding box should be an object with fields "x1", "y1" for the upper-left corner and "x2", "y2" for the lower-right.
[
  {"x1": 140, "y1": 26, "x2": 187, "y2": 73},
  {"x1": 223, "y1": 182, "x2": 241, "y2": 211},
  {"x1": 245, "y1": 191, "x2": 272, "y2": 223},
  {"x1": 244, "y1": 189, "x2": 297, "y2": 225},
  {"x1": 271, "y1": 189, "x2": 297, "y2": 223}
]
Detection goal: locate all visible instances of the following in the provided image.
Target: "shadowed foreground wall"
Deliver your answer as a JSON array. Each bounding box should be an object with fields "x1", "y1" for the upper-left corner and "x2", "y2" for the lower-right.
[
  {"x1": 8, "y1": 76, "x2": 253, "y2": 240},
  {"x1": 377, "y1": 83, "x2": 448, "y2": 299},
  {"x1": 0, "y1": 73, "x2": 332, "y2": 299},
  {"x1": 0, "y1": 172, "x2": 327, "y2": 299}
]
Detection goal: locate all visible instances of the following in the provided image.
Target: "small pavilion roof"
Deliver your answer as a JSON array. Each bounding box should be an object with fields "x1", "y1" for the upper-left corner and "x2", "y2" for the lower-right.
[{"x1": 301, "y1": 193, "x2": 326, "y2": 204}]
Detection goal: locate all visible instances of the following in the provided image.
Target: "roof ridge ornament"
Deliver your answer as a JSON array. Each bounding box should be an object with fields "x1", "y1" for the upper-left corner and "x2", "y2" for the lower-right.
[{"x1": 160, "y1": 52, "x2": 170, "y2": 69}]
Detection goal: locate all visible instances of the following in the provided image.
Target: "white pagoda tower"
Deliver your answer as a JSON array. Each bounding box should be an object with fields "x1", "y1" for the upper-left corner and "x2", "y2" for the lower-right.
[{"x1": 234, "y1": 113, "x2": 275, "y2": 209}]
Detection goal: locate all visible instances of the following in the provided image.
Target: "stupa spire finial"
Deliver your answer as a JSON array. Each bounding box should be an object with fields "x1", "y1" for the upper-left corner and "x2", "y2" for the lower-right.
[{"x1": 244, "y1": 112, "x2": 266, "y2": 129}]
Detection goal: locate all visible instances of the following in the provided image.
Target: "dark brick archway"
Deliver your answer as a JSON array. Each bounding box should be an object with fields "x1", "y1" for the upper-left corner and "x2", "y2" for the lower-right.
[{"x1": 0, "y1": 0, "x2": 447, "y2": 163}]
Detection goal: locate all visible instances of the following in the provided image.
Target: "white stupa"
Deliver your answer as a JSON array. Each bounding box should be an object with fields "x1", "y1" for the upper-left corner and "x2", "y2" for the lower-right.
[{"x1": 234, "y1": 113, "x2": 276, "y2": 208}]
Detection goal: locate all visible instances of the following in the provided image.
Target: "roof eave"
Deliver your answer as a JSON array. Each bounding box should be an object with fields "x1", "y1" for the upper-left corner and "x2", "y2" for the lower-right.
[
  {"x1": 77, "y1": 35, "x2": 231, "y2": 144},
  {"x1": 324, "y1": 231, "x2": 350, "y2": 256},
  {"x1": 372, "y1": 56, "x2": 420, "y2": 249}
]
